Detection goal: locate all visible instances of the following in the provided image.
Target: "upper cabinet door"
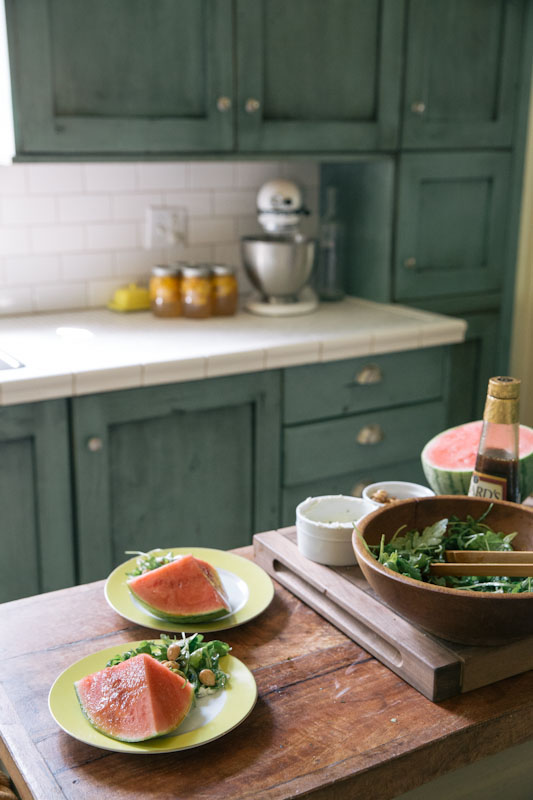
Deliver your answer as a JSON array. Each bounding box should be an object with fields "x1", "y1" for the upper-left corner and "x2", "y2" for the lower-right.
[
  {"x1": 6, "y1": 0, "x2": 234, "y2": 156},
  {"x1": 236, "y1": 0, "x2": 405, "y2": 153},
  {"x1": 402, "y1": 0, "x2": 524, "y2": 149}
]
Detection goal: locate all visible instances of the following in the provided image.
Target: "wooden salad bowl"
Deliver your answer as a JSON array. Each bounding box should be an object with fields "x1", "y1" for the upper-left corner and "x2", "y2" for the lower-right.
[{"x1": 353, "y1": 495, "x2": 533, "y2": 646}]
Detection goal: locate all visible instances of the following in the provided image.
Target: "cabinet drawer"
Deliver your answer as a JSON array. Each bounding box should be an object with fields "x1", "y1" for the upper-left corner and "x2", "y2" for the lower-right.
[
  {"x1": 281, "y1": 457, "x2": 426, "y2": 526},
  {"x1": 283, "y1": 348, "x2": 445, "y2": 424},
  {"x1": 283, "y1": 400, "x2": 445, "y2": 486}
]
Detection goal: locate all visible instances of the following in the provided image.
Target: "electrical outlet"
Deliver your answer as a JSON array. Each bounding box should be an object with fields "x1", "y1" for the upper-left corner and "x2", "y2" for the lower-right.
[{"x1": 145, "y1": 206, "x2": 188, "y2": 249}]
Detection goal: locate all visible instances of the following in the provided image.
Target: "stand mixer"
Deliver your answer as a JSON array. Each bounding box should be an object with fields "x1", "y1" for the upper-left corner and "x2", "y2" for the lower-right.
[{"x1": 241, "y1": 179, "x2": 318, "y2": 316}]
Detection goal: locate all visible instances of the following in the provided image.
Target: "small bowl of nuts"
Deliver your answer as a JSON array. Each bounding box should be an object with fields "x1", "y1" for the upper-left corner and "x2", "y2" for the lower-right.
[{"x1": 362, "y1": 480, "x2": 435, "y2": 509}]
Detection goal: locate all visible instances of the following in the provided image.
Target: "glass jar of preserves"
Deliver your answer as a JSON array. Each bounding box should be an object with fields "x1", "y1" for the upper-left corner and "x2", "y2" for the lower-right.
[
  {"x1": 149, "y1": 265, "x2": 181, "y2": 317},
  {"x1": 211, "y1": 265, "x2": 238, "y2": 316},
  {"x1": 181, "y1": 266, "x2": 212, "y2": 318}
]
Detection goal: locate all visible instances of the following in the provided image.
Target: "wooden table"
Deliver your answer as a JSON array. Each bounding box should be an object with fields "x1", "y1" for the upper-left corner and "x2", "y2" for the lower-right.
[{"x1": 2, "y1": 547, "x2": 533, "y2": 800}]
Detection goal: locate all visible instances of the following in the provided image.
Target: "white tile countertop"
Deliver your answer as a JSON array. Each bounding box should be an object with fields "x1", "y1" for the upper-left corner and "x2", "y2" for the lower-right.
[{"x1": 0, "y1": 297, "x2": 466, "y2": 406}]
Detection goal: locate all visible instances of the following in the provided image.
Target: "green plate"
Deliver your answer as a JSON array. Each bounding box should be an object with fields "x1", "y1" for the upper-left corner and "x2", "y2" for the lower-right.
[
  {"x1": 104, "y1": 547, "x2": 274, "y2": 633},
  {"x1": 48, "y1": 642, "x2": 257, "y2": 754}
]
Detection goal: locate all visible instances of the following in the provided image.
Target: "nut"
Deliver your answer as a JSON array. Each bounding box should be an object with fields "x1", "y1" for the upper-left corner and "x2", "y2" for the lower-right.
[
  {"x1": 161, "y1": 660, "x2": 180, "y2": 672},
  {"x1": 199, "y1": 669, "x2": 216, "y2": 686},
  {"x1": 166, "y1": 642, "x2": 181, "y2": 661}
]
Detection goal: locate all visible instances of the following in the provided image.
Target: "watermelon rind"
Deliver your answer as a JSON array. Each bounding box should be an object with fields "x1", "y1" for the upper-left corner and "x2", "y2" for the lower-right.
[
  {"x1": 421, "y1": 421, "x2": 533, "y2": 500},
  {"x1": 74, "y1": 655, "x2": 194, "y2": 742},
  {"x1": 129, "y1": 592, "x2": 230, "y2": 623}
]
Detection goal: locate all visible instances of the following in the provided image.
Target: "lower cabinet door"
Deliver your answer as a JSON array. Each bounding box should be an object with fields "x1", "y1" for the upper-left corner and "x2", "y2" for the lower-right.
[
  {"x1": 0, "y1": 399, "x2": 74, "y2": 601},
  {"x1": 72, "y1": 372, "x2": 281, "y2": 582}
]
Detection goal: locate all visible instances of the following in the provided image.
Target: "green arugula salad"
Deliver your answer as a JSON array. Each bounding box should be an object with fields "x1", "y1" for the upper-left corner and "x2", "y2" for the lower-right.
[
  {"x1": 106, "y1": 633, "x2": 231, "y2": 697},
  {"x1": 365, "y1": 504, "x2": 533, "y2": 593}
]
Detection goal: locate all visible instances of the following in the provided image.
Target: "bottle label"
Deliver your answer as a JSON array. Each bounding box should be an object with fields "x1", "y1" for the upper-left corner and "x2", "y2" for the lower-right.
[{"x1": 468, "y1": 470, "x2": 507, "y2": 501}]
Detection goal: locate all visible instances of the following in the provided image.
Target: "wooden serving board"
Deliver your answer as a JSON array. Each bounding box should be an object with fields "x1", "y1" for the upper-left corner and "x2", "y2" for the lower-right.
[{"x1": 253, "y1": 527, "x2": 533, "y2": 702}]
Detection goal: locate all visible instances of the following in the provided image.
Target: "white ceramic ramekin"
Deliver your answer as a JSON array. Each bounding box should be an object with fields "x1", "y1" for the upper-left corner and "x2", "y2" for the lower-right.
[
  {"x1": 362, "y1": 480, "x2": 435, "y2": 508},
  {"x1": 295, "y1": 494, "x2": 374, "y2": 566}
]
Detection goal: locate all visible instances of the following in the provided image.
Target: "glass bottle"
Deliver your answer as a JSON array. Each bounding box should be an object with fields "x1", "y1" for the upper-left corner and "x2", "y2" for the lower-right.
[
  {"x1": 181, "y1": 265, "x2": 212, "y2": 318},
  {"x1": 315, "y1": 186, "x2": 345, "y2": 301},
  {"x1": 468, "y1": 376, "x2": 521, "y2": 503},
  {"x1": 211, "y1": 265, "x2": 238, "y2": 316},
  {"x1": 149, "y1": 265, "x2": 181, "y2": 317}
]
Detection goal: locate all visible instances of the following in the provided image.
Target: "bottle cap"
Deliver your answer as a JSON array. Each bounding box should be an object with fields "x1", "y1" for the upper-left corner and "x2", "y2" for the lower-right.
[{"x1": 488, "y1": 376, "x2": 521, "y2": 400}]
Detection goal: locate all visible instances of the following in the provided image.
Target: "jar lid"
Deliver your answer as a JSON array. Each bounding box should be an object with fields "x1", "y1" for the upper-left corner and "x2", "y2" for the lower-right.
[
  {"x1": 182, "y1": 265, "x2": 211, "y2": 278},
  {"x1": 151, "y1": 264, "x2": 180, "y2": 277},
  {"x1": 211, "y1": 264, "x2": 235, "y2": 276}
]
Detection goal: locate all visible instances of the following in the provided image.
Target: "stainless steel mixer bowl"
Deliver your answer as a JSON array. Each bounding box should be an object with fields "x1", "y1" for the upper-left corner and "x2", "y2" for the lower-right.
[{"x1": 241, "y1": 234, "x2": 316, "y2": 303}]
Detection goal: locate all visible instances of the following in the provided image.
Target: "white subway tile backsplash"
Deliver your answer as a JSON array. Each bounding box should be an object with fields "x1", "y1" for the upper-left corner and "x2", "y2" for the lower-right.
[
  {"x1": 33, "y1": 282, "x2": 87, "y2": 312},
  {"x1": 28, "y1": 164, "x2": 84, "y2": 194},
  {"x1": 5, "y1": 255, "x2": 60, "y2": 285},
  {"x1": 1, "y1": 196, "x2": 56, "y2": 226},
  {"x1": 138, "y1": 163, "x2": 188, "y2": 191},
  {"x1": 0, "y1": 160, "x2": 318, "y2": 313},
  {"x1": 31, "y1": 225, "x2": 84, "y2": 253},
  {"x1": 61, "y1": 252, "x2": 113, "y2": 280},
  {"x1": 0, "y1": 165, "x2": 27, "y2": 195},
  {"x1": 84, "y1": 164, "x2": 137, "y2": 192},
  {"x1": 0, "y1": 226, "x2": 31, "y2": 256},
  {"x1": 112, "y1": 193, "x2": 162, "y2": 220},
  {"x1": 190, "y1": 162, "x2": 235, "y2": 190},
  {"x1": 0, "y1": 285, "x2": 32, "y2": 314},
  {"x1": 58, "y1": 194, "x2": 112, "y2": 223},
  {"x1": 85, "y1": 222, "x2": 137, "y2": 251}
]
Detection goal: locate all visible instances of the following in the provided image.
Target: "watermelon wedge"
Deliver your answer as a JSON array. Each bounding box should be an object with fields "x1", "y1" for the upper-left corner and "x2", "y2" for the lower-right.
[
  {"x1": 421, "y1": 420, "x2": 533, "y2": 500},
  {"x1": 74, "y1": 653, "x2": 194, "y2": 742},
  {"x1": 127, "y1": 554, "x2": 231, "y2": 623}
]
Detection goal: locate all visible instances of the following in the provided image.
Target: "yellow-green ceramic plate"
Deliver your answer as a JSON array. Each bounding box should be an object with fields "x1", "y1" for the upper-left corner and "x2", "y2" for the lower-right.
[
  {"x1": 48, "y1": 641, "x2": 257, "y2": 754},
  {"x1": 104, "y1": 547, "x2": 274, "y2": 633}
]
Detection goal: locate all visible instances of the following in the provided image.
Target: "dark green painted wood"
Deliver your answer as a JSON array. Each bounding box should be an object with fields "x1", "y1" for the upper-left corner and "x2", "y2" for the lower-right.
[
  {"x1": 0, "y1": 400, "x2": 74, "y2": 602},
  {"x1": 319, "y1": 160, "x2": 395, "y2": 302},
  {"x1": 236, "y1": 0, "x2": 405, "y2": 152},
  {"x1": 283, "y1": 348, "x2": 445, "y2": 425},
  {"x1": 394, "y1": 152, "x2": 511, "y2": 301},
  {"x1": 5, "y1": 0, "x2": 234, "y2": 155},
  {"x1": 446, "y1": 311, "x2": 500, "y2": 427},
  {"x1": 283, "y1": 400, "x2": 446, "y2": 486},
  {"x1": 71, "y1": 371, "x2": 281, "y2": 583},
  {"x1": 402, "y1": 0, "x2": 524, "y2": 149},
  {"x1": 281, "y1": 458, "x2": 427, "y2": 526}
]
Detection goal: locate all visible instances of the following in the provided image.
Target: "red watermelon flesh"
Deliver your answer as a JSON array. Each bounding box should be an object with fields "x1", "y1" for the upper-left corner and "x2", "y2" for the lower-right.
[
  {"x1": 74, "y1": 653, "x2": 194, "y2": 742},
  {"x1": 127, "y1": 554, "x2": 231, "y2": 622}
]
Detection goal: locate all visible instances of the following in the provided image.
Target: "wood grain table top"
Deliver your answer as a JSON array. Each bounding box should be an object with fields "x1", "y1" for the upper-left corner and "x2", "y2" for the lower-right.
[{"x1": 2, "y1": 546, "x2": 533, "y2": 800}]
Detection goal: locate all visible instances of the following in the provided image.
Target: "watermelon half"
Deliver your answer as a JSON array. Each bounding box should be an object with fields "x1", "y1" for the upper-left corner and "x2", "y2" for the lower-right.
[
  {"x1": 127, "y1": 554, "x2": 231, "y2": 623},
  {"x1": 74, "y1": 653, "x2": 194, "y2": 742},
  {"x1": 421, "y1": 420, "x2": 533, "y2": 500}
]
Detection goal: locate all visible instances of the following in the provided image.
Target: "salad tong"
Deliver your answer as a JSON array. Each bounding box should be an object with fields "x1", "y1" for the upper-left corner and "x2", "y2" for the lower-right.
[{"x1": 429, "y1": 551, "x2": 533, "y2": 577}]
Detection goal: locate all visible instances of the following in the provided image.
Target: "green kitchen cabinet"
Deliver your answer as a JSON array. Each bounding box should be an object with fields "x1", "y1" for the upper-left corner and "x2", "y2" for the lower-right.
[
  {"x1": 5, "y1": 0, "x2": 234, "y2": 156},
  {"x1": 0, "y1": 399, "x2": 74, "y2": 602},
  {"x1": 235, "y1": 0, "x2": 404, "y2": 153},
  {"x1": 394, "y1": 152, "x2": 511, "y2": 301},
  {"x1": 71, "y1": 371, "x2": 281, "y2": 583},
  {"x1": 402, "y1": 0, "x2": 524, "y2": 150},
  {"x1": 5, "y1": 0, "x2": 404, "y2": 157}
]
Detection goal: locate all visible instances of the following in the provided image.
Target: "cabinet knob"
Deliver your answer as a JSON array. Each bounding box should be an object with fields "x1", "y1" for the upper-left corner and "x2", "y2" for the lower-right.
[
  {"x1": 87, "y1": 436, "x2": 103, "y2": 452},
  {"x1": 217, "y1": 96, "x2": 232, "y2": 112},
  {"x1": 245, "y1": 98, "x2": 261, "y2": 114},
  {"x1": 411, "y1": 101, "x2": 426, "y2": 114},
  {"x1": 355, "y1": 364, "x2": 382, "y2": 385},
  {"x1": 403, "y1": 257, "x2": 417, "y2": 269},
  {"x1": 356, "y1": 424, "x2": 385, "y2": 446}
]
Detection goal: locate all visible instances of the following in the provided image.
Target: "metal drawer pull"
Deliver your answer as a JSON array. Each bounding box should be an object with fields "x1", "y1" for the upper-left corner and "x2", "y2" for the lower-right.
[
  {"x1": 87, "y1": 436, "x2": 103, "y2": 452},
  {"x1": 411, "y1": 101, "x2": 426, "y2": 114},
  {"x1": 217, "y1": 96, "x2": 232, "y2": 112},
  {"x1": 245, "y1": 98, "x2": 261, "y2": 114},
  {"x1": 403, "y1": 257, "x2": 417, "y2": 269},
  {"x1": 356, "y1": 424, "x2": 385, "y2": 445},
  {"x1": 355, "y1": 364, "x2": 382, "y2": 385}
]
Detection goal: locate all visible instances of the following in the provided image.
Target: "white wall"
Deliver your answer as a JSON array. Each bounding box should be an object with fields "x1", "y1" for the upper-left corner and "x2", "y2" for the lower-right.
[{"x1": 0, "y1": 161, "x2": 318, "y2": 315}]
